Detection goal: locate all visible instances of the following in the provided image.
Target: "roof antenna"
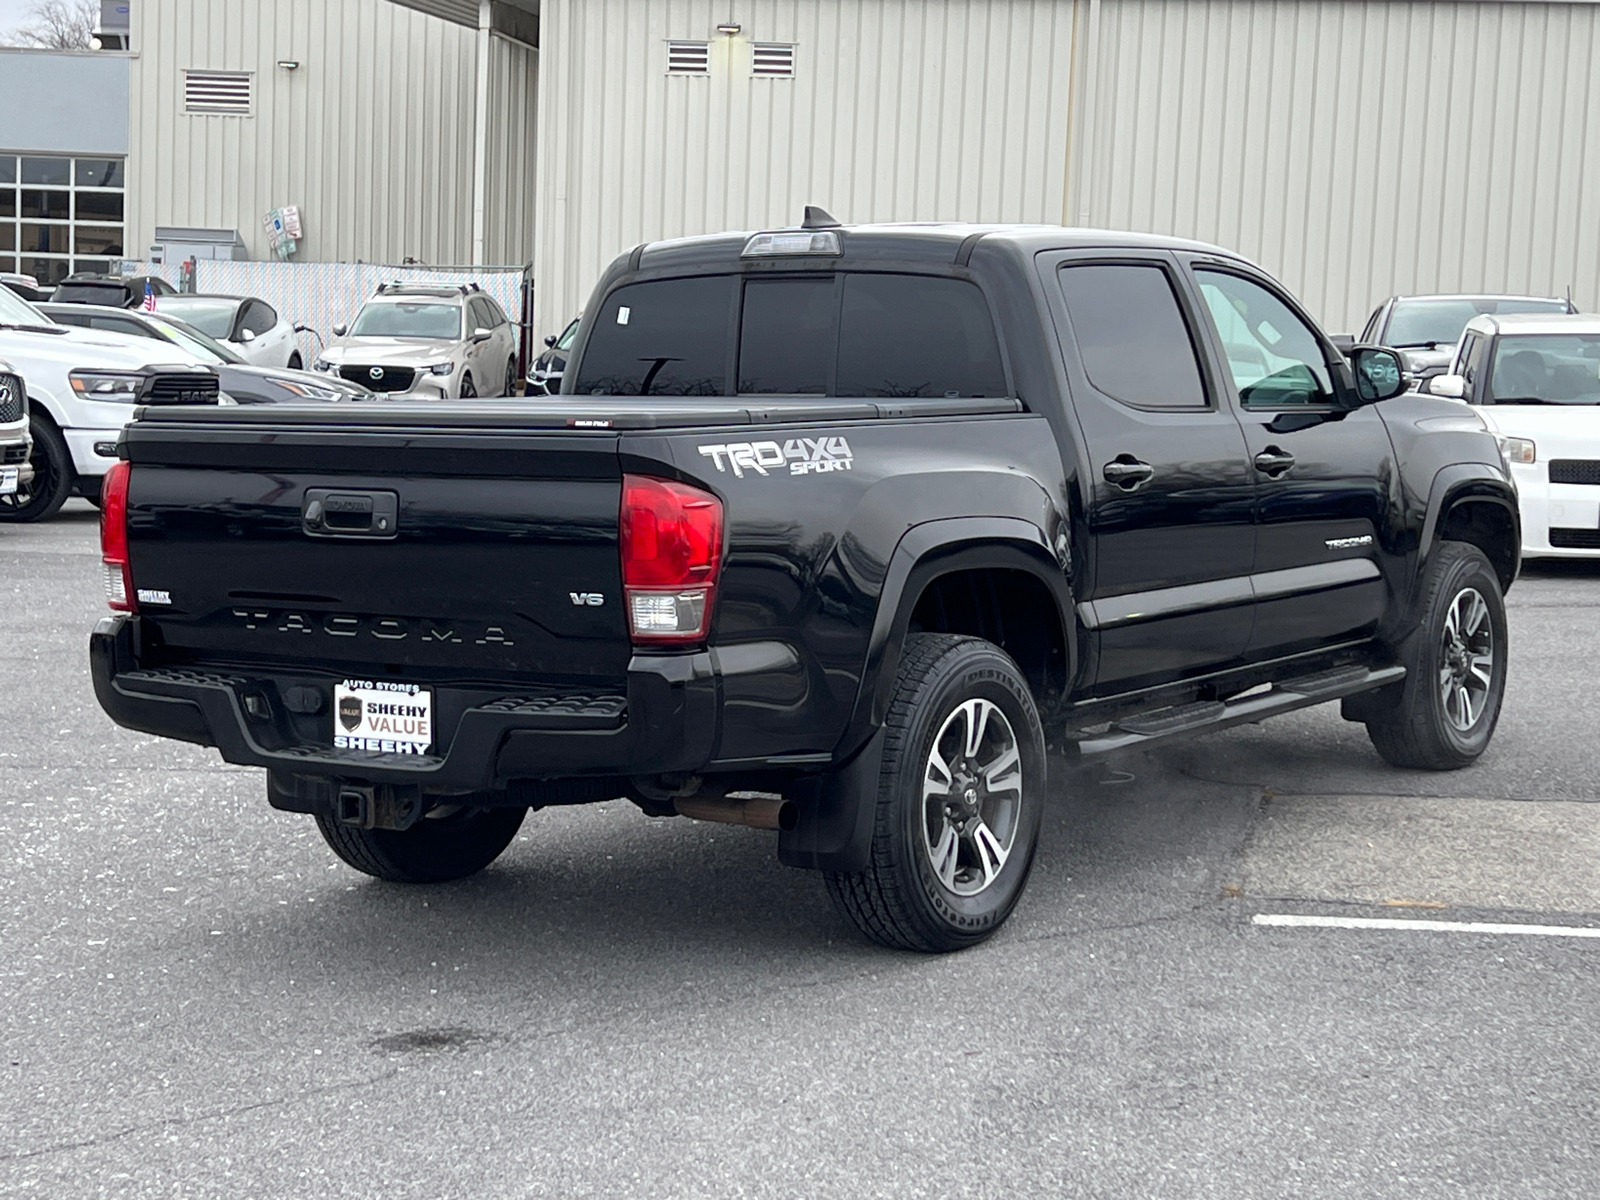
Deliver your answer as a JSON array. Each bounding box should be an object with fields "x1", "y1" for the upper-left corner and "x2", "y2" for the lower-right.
[
  {"x1": 802, "y1": 205, "x2": 841, "y2": 229},
  {"x1": 1567, "y1": 282, "x2": 1575, "y2": 312}
]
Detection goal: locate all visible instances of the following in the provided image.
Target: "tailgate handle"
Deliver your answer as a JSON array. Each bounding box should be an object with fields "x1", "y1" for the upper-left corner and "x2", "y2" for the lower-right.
[{"x1": 303, "y1": 489, "x2": 399, "y2": 539}]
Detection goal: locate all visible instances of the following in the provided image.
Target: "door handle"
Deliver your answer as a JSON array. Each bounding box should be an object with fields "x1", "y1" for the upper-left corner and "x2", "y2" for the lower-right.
[
  {"x1": 1102, "y1": 457, "x2": 1155, "y2": 489},
  {"x1": 1253, "y1": 447, "x2": 1296, "y2": 477}
]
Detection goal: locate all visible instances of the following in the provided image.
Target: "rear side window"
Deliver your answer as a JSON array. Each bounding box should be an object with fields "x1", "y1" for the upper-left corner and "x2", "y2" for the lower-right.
[
  {"x1": 738, "y1": 277, "x2": 834, "y2": 394},
  {"x1": 1057, "y1": 264, "x2": 1207, "y2": 409},
  {"x1": 836, "y1": 275, "x2": 1005, "y2": 398},
  {"x1": 573, "y1": 276, "x2": 733, "y2": 396}
]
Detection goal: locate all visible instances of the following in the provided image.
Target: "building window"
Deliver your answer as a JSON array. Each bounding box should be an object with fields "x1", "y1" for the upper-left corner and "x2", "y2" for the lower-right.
[
  {"x1": 667, "y1": 41, "x2": 710, "y2": 74},
  {"x1": 183, "y1": 70, "x2": 254, "y2": 115},
  {"x1": 751, "y1": 43, "x2": 796, "y2": 77},
  {"x1": 0, "y1": 154, "x2": 126, "y2": 285}
]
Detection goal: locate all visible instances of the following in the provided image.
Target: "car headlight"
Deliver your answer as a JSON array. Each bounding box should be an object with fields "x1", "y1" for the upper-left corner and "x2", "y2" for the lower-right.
[
  {"x1": 270, "y1": 378, "x2": 345, "y2": 401},
  {"x1": 69, "y1": 370, "x2": 143, "y2": 400},
  {"x1": 427, "y1": 361, "x2": 454, "y2": 376},
  {"x1": 1497, "y1": 435, "x2": 1536, "y2": 465},
  {"x1": 313, "y1": 357, "x2": 337, "y2": 373}
]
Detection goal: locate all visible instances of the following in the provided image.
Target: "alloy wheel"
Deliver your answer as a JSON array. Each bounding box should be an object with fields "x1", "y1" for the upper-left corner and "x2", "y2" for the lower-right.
[
  {"x1": 921, "y1": 698, "x2": 1024, "y2": 897},
  {"x1": 1439, "y1": 585, "x2": 1494, "y2": 731}
]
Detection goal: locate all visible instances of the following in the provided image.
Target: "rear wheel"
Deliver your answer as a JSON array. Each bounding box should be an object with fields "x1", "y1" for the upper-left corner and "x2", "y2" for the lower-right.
[
  {"x1": 0, "y1": 416, "x2": 71, "y2": 523},
  {"x1": 315, "y1": 803, "x2": 525, "y2": 883},
  {"x1": 459, "y1": 372, "x2": 477, "y2": 399},
  {"x1": 1363, "y1": 541, "x2": 1507, "y2": 770},
  {"x1": 504, "y1": 358, "x2": 517, "y2": 398},
  {"x1": 825, "y1": 634, "x2": 1045, "y2": 952}
]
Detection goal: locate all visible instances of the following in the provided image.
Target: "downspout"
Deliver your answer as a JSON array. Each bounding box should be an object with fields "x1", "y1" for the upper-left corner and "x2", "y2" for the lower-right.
[
  {"x1": 1076, "y1": 0, "x2": 1101, "y2": 226},
  {"x1": 472, "y1": 0, "x2": 492, "y2": 266}
]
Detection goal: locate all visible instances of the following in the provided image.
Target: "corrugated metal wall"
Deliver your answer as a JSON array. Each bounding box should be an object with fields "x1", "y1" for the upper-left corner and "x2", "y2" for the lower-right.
[
  {"x1": 532, "y1": 0, "x2": 1078, "y2": 336},
  {"x1": 1069, "y1": 0, "x2": 1600, "y2": 332},
  {"x1": 483, "y1": 33, "x2": 539, "y2": 265},
  {"x1": 130, "y1": 0, "x2": 480, "y2": 264}
]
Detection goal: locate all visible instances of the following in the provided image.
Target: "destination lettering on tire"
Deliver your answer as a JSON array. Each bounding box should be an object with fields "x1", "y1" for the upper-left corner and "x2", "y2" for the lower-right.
[{"x1": 332, "y1": 679, "x2": 433, "y2": 754}]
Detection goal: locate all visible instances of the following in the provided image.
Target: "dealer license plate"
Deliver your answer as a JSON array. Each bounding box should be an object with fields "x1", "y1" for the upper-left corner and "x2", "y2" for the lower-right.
[
  {"x1": 332, "y1": 679, "x2": 433, "y2": 755},
  {"x1": 0, "y1": 467, "x2": 17, "y2": 496}
]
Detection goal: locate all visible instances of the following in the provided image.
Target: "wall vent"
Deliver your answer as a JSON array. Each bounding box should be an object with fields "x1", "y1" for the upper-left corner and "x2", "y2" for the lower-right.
[
  {"x1": 183, "y1": 70, "x2": 254, "y2": 115},
  {"x1": 751, "y1": 43, "x2": 796, "y2": 77},
  {"x1": 667, "y1": 41, "x2": 710, "y2": 74}
]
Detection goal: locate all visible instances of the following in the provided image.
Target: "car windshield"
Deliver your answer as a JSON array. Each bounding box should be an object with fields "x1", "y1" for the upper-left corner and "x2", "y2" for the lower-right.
[
  {"x1": 156, "y1": 297, "x2": 239, "y2": 338},
  {"x1": 1386, "y1": 298, "x2": 1568, "y2": 348},
  {"x1": 556, "y1": 318, "x2": 579, "y2": 351},
  {"x1": 350, "y1": 301, "x2": 461, "y2": 339},
  {"x1": 149, "y1": 316, "x2": 244, "y2": 364},
  {"x1": 0, "y1": 284, "x2": 52, "y2": 326},
  {"x1": 1487, "y1": 335, "x2": 1600, "y2": 405}
]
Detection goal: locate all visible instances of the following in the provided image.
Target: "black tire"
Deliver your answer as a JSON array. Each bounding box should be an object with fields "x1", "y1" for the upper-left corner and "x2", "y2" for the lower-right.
[
  {"x1": 288, "y1": 352, "x2": 303, "y2": 370},
  {"x1": 504, "y1": 358, "x2": 517, "y2": 398},
  {"x1": 825, "y1": 634, "x2": 1046, "y2": 953},
  {"x1": 1363, "y1": 541, "x2": 1508, "y2": 770},
  {"x1": 0, "y1": 415, "x2": 71, "y2": 523},
  {"x1": 314, "y1": 803, "x2": 526, "y2": 883},
  {"x1": 459, "y1": 372, "x2": 476, "y2": 399}
]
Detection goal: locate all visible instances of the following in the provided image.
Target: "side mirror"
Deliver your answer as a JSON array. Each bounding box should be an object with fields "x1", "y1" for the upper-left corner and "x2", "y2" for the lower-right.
[
  {"x1": 471, "y1": 327, "x2": 492, "y2": 343},
  {"x1": 544, "y1": 334, "x2": 557, "y2": 348},
  {"x1": 239, "y1": 328, "x2": 257, "y2": 343},
  {"x1": 1350, "y1": 345, "x2": 1407, "y2": 403},
  {"x1": 1329, "y1": 333, "x2": 1356, "y2": 358},
  {"x1": 1430, "y1": 373, "x2": 1467, "y2": 400},
  {"x1": 332, "y1": 322, "x2": 349, "y2": 338}
]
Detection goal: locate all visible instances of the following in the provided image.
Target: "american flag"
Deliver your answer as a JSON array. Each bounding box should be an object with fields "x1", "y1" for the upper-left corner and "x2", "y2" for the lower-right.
[{"x1": 142, "y1": 282, "x2": 157, "y2": 313}]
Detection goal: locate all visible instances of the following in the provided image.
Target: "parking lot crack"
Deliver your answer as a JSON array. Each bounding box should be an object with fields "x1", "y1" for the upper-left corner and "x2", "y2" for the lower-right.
[{"x1": 0, "y1": 1067, "x2": 401, "y2": 1164}]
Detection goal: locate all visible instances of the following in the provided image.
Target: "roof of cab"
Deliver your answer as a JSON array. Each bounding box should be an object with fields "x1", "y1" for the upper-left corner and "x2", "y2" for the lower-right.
[
  {"x1": 1463, "y1": 312, "x2": 1600, "y2": 337},
  {"x1": 635, "y1": 222, "x2": 1249, "y2": 272}
]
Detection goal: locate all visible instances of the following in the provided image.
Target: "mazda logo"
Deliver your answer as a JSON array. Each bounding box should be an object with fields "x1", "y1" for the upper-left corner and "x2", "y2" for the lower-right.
[{"x1": 369, "y1": 367, "x2": 384, "y2": 380}]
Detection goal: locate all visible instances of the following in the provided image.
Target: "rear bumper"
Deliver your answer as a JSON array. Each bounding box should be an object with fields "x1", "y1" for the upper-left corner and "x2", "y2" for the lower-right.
[{"x1": 90, "y1": 614, "x2": 718, "y2": 791}]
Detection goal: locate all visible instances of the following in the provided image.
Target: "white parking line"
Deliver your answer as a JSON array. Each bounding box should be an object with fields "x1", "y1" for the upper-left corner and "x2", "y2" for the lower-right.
[{"x1": 1253, "y1": 914, "x2": 1600, "y2": 938}]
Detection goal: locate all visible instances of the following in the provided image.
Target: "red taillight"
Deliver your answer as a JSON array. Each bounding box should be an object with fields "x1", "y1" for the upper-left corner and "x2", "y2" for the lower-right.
[
  {"x1": 620, "y1": 474, "x2": 723, "y2": 644},
  {"x1": 100, "y1": 461, "x2": 135, "y2": 612}
]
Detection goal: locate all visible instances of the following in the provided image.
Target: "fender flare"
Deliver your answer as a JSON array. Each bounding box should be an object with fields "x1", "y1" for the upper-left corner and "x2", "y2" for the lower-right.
[
  {"x1": 844, "y1": 515, "x2": 1076, "y2": 755},
  {"x1": 1417, "y1": 463, "x2": 1520, "y2": 595},
  {"x1": 780, "y1": 516, "x2": 1074, "y2": 874}
]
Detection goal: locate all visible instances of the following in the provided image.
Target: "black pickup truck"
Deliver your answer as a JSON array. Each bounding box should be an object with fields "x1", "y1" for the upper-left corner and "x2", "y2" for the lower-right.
[{"x1": 91, "y1": 221, "x2": 1520, "y2": 952}]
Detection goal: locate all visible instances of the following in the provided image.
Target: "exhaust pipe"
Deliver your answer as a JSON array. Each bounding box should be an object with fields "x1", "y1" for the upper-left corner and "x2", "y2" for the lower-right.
[{"x1": 675, "y1": 793, "x2": 797, "y2": 832}]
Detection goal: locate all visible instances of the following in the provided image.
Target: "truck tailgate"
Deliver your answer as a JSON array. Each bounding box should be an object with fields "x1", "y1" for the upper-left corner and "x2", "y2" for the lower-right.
[{"x1": 124, "y1": 417, "x2": 630, "y2": 685}]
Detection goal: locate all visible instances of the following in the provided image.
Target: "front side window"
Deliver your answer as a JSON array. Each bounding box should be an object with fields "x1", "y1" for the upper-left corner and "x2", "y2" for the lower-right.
[
  {"x1": 241, "y1": 301, "x2": 276, "y2": 336},
  {"x1": 1057, "y1": 263, "x2": 1207, "y2": 409},
  {"x1": 835, "y1": 274, "x2": 1005, "y2": 398},
  {"x1": 1195, "y1": 269, "x2": 1335, "y2": 409},
  {"x1": 572, "y1": 276, "x2": 733, "y2": 396}
]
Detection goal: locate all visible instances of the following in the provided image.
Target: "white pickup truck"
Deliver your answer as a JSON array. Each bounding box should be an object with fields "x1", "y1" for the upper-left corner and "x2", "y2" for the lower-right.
[
  {"x1": 0, "y1": 282, "x2": 218, "y2": 521},
  {"x1": 0, "y1": 358, "x2": 30, "y2": 502}
]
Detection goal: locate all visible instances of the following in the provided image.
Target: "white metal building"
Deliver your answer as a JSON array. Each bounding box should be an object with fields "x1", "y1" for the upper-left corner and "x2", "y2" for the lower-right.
[{"x1": 123, "y1": 0, "x2": 1600, "y2": 338}]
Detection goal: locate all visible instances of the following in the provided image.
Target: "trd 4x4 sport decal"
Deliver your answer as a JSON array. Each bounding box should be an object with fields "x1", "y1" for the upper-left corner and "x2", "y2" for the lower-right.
[{"x1": 698, "y1": 436, "x2": 854, "y2": 478}]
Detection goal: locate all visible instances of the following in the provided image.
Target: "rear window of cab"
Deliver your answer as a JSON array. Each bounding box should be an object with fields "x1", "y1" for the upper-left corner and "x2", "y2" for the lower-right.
[{"x1": 571, "y1": 272, "x2": 1007, "y2": 399}]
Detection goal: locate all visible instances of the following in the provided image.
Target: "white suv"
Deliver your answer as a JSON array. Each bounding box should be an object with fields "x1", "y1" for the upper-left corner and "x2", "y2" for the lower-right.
[
  {"x1": 0, "y1": 284, "x2": 217, "y2": 521},
  {"x1": 314, "y1": 284, "x2": 519, "y2": 398}
]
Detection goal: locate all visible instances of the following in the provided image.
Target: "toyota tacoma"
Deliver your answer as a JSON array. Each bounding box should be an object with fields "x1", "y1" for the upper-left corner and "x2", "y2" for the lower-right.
[{"x1": 91, "y1": 219, "x2": 1519, "y2": 952}]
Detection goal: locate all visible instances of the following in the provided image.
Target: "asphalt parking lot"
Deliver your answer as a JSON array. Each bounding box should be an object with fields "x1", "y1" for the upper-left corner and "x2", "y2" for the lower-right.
[{"x1": 3, "y1": 503, "x2": 1598, "y2": 1198}]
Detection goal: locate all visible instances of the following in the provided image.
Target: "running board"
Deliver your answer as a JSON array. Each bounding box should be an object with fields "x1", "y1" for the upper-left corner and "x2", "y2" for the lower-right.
[{"x1": 1067, "y1": 664, "x2": 1406, "y2": 761}]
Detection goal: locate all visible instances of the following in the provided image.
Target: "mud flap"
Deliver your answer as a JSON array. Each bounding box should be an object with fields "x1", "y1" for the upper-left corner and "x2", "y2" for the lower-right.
[{"x1": 776, "y1": 727, "x2": 886, "y2": 873}]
